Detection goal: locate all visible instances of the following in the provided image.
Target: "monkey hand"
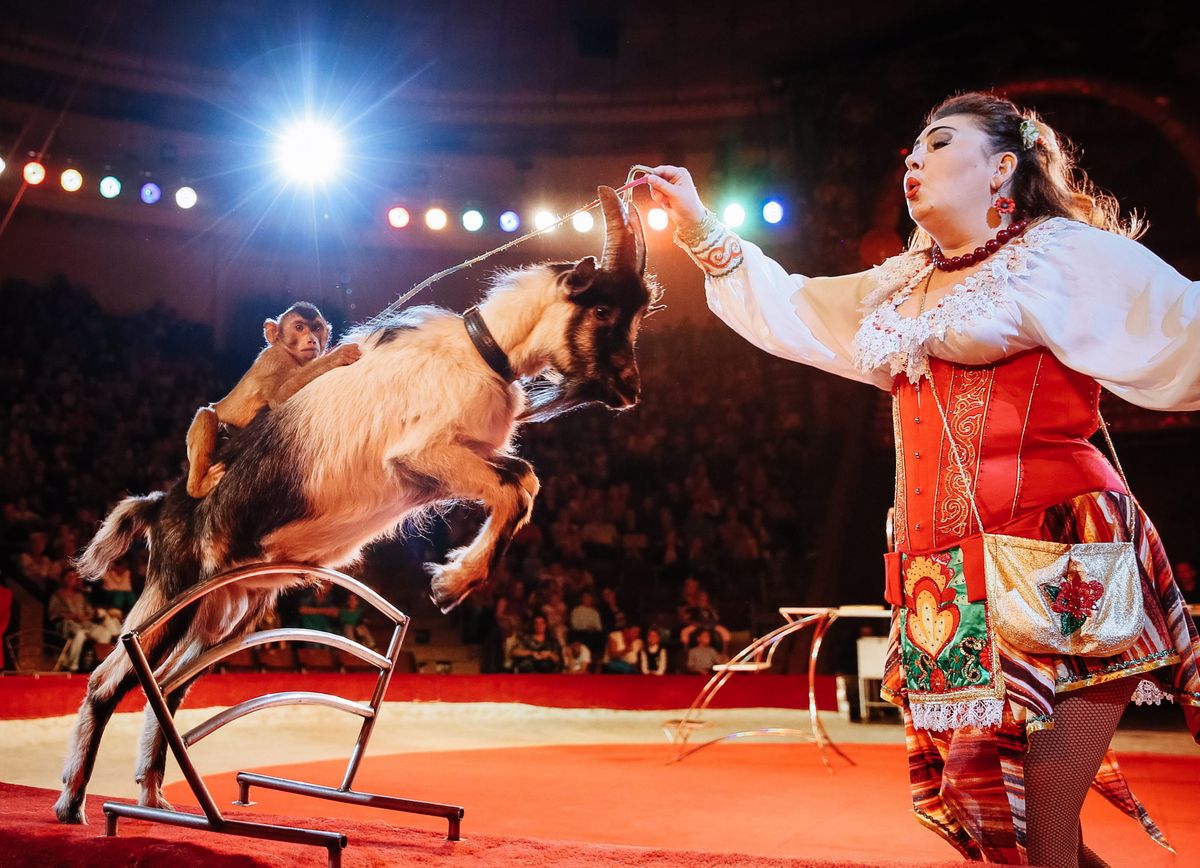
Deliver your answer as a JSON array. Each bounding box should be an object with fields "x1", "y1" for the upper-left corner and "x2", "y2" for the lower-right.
[{"x1": 330, "y1": 343, "x2": 362, "y2": 365}]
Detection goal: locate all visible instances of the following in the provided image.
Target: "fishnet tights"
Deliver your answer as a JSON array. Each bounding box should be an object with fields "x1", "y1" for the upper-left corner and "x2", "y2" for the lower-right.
[{"x1": 1024, "y1": 676, "x2": 1137, "y2": 868}]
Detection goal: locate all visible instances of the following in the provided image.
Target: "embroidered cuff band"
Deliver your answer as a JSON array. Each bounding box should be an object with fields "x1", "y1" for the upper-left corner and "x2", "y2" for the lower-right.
[{"x1": 673, "y1": 210, "x2": 745, "y2": 278}]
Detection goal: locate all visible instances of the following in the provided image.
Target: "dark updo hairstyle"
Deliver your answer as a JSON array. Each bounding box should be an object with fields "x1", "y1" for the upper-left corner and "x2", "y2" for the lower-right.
[{"x1": 908, "y1": 91, "x2": 1144, "y2": 251}]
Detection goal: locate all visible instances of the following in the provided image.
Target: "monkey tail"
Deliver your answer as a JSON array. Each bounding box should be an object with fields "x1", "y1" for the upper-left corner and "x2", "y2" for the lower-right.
[{"x1": 74, "y1": 492, "x2": 166, "y2": 582}]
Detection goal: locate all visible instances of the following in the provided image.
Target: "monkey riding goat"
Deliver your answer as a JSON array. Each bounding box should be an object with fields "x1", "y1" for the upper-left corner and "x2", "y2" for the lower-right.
[
  {"x1": 55, "y1": 186, "x2": 656, "y2": 824},
  {"x1": 185, "y1": 301, "x2": 361, "y2": 498}
]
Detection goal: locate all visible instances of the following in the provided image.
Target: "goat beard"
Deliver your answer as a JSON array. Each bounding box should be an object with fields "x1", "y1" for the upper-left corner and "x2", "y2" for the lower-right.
[{"x1": 518, "y1": 370, "x2": 594, "y2": 422}]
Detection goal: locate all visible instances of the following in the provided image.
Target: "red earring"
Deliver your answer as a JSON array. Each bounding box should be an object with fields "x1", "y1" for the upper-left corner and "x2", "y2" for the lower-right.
[{"x1": 993, "y1": 196, "x2": 1016, "y2": 215}]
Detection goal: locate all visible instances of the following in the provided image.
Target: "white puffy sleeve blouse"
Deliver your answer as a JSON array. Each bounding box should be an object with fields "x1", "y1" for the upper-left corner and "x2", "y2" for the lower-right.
[{"x1": 683, "y1": 217, "x2": 1200, "y2": 411}]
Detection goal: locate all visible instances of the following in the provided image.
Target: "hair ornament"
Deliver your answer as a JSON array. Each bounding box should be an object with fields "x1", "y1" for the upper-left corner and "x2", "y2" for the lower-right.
[{"x1": 1019, "y1": 118, "x2": 1044, "y2": 151}]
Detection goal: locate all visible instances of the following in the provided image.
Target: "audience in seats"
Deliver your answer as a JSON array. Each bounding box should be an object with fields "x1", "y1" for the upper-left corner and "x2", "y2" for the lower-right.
[
  {"x1": 563, "y1": 638, "x2": 592, "y2": 674},
  {"x1": 678, "y1": 590, "x2": 732, "y2": 655},
  {"x1": 48, "y1": 570, "x2": 121, "y2": 672},
  {"x1": 639, "y1": 627, "x2": 668, "y2": 675},
  {"x1": 685, "y1": 628, "x2": 727, "y2": 675},
  {"x1": 603, "y1": 625, "x2": 643, "y2": 674},
  {"x1": 297, "y1": 585, "x2": 339, "y2": 635},
  {"x1": 510, "y1": 614, "x2": 563, "y2": 673}
]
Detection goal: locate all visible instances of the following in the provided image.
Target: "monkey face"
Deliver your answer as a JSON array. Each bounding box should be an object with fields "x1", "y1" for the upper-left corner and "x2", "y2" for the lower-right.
[{"x1": 264, "y1": 303, "x2": 330, "y2": 364}]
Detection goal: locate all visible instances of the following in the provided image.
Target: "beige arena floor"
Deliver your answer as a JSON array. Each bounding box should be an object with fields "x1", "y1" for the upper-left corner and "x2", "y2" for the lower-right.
[{"x1": 3, "y1": 700, "x2": 1193, "y2": 800}]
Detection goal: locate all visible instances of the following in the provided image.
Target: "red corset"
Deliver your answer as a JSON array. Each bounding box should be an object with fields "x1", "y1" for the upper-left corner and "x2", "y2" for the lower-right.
[{"x1": 891, "y1": 349, "x2": 1125, "y2": 554}]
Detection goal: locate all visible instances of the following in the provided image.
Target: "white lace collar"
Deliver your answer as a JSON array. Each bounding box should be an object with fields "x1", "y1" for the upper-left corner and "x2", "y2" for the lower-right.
[{"x1": 851, "y1": 218, "x2": 1073, "y2": 381}]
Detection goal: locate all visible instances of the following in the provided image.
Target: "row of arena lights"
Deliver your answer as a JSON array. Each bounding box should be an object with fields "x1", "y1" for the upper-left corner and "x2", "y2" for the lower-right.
[
  {"x1": 385, "y1": 200, "x2": 786, "y2": 234},
  {"x1": 0, "y1": 157, "x2": 198, "y2": 209}
]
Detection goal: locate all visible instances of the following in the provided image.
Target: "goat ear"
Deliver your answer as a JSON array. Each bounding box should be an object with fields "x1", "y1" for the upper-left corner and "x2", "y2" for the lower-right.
[{"x1": 564, "y1": 256, "x2": 598, "y2": 297}]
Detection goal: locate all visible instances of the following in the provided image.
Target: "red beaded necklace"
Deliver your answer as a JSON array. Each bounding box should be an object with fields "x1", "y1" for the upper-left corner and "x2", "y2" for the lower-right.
[{"x1": 931, "y1": 219, "x2": 1029, "y2": 272}]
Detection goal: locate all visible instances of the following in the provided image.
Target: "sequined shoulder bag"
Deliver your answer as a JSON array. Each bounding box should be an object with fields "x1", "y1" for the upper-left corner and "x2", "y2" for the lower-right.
[{"x1": 930, "y1": 385, "x2": 1143, "y2": 658}]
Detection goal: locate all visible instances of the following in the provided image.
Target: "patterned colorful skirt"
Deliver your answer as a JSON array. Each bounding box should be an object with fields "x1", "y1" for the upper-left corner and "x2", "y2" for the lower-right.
[{"x1": 880, "y1": 490, "x2": 1200, "y2": 862}]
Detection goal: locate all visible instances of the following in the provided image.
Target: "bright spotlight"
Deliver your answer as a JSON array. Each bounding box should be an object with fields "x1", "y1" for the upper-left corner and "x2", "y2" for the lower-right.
[
  {"x1": 762, "y1": 200, "x2": 784, "y2": 224},
  {"x1": 572, "y1": 211, "x2": 594, "y2": 233},
  {"x1": 425, "y1": 208, "x2": 448, "y2": 230},
  {"x1": 277, "y1": 121, "x2": 343, "y2": 184},
  {"x1": 387, "y1": 206, "x2": 410, "y2": 228},
  {"x1": 23, "y1": 161, "x2": 45, "y2": 185},
  {"x1": 99, "y1": 176, "x2": 122, "y2": 199},
  {"x1": 0, "y1": 156, "x2": 6, "y2": 176},
  {"x1": 499, "y1": 210, "x2": 520, "y2": 232},
  {"x1": 140, "y1": 182, "x2": 162, "y2": 204},
  {"x1": 647, "y1": 208, "x2": 669, "y2": 231},
  {"x1": 533, "y1": 210, "x2": 556, "y2": 232},
  {"x1": 175, "y1": 186, "x2": 198, "y2": 209},
  {"x1": 462, "y1": 209, "x2": 484, "y2": 232},
  {"x1": 722, "y1": 203, "x2": 746, "y2": 228},
  {"x1": 60, "y1": 169, "x2": 83, "y2": 192}
]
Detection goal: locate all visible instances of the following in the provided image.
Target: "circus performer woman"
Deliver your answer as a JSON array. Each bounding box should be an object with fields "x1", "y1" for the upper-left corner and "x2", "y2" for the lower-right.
[{"x1": 646, "y1": 92, "x2": 1200, "y2": 866}]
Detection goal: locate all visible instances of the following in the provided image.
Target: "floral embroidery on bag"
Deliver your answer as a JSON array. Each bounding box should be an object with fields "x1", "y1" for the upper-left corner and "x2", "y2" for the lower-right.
[
  {"x1": 1040, "y1": 564, "x2": 1105, "y2": 636},
  {"x1": 904, "y1": 554, "x2": 960, "y2": 662}
]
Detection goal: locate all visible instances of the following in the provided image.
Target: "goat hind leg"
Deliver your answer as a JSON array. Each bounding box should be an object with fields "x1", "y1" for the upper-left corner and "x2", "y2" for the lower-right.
[
  {"x1": 134, "y1": 676, "x2": 201, "y2": 810},
  {"x1": 54, "y1": 648, "x2": 140, "y2": 823},
  {"x1": 426, "y1": 453, "x2": 538, "y2": 612},
  {"x1": 135, "y1": 596, "x2": 268, "y2": 809}
]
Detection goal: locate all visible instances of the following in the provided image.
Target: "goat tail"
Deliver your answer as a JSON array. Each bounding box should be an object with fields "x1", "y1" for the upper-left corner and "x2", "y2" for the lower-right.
[{"x1": 75, "y1": 492, "x2": 166, "y2": 581}]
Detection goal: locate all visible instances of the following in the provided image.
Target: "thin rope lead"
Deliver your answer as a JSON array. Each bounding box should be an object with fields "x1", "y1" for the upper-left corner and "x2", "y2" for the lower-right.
[{"x1": 374, "y1": 166, "x2": 655, "y2": 321}]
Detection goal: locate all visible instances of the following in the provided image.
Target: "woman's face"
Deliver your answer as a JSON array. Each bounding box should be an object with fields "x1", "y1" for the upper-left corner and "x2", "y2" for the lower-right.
[{"x1": 904, "y1": 113, "x2": 1007, "y2": 232}]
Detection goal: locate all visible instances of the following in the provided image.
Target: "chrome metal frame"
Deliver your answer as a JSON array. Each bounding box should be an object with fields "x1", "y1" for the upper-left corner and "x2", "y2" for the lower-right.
[
  {"x1": 663, "y1": 606, "x2": 890, "y2": 770},
  {"x1": 102, "y1": 562, "x2": 464, "y2": 867}
]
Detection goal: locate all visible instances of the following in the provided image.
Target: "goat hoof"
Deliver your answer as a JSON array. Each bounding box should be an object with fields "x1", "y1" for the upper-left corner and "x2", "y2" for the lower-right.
[
  {"x1": 426, "y1": 563, "x2": 475, "y2": 614},
  {"x1": 53, "y1": 792, "x2": 87, "y2": 825},
  {"x1": 428, "y1": 589, "x2": 470, "y2": 615}
]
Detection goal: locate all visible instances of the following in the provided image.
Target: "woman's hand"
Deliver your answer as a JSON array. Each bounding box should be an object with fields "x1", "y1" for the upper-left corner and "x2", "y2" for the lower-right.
[{"x1": 644, "y1": 165, "x2": 708, "y2": 235}]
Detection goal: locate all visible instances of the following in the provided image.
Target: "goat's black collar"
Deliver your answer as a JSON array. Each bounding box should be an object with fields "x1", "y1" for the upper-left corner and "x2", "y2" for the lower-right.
[{"x1": 463, "y1": 306, "x2": 515, "y2": 383}]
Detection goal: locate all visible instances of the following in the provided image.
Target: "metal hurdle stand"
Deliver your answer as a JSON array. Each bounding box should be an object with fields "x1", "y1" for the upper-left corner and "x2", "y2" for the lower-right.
[
  {"x1": 102, "y1": 562, "x2": 464, "y2": 867},
  {"x1": 663, "y1": 606, "x2": 890, "y2": 770}
]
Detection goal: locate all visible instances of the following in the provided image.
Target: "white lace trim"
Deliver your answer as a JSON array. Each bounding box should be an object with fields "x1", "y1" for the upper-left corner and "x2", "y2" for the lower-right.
[
  {"x1": 1131, "y1": 678, "x2": 1174, "y2": 706},
  {"x1": 851, "y1": 217, "x2": 1076, "y2": 382},
  {"x1": 909, "y1": 697, "x2": 1004, "y2": 731}
]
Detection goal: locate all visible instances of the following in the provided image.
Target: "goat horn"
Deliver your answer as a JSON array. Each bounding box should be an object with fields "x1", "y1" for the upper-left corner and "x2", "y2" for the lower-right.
[
  {"x1": 628, "y1": 197, "x2": 646, "y2": 276},
  {"x1": 598, "y1": 185, "x2": 637, "y2": 274}
]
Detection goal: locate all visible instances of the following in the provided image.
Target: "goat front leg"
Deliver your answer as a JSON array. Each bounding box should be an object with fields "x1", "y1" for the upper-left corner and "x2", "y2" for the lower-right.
[{"x1": 417, "y1": 450, "x2": 539, "y2": 613}]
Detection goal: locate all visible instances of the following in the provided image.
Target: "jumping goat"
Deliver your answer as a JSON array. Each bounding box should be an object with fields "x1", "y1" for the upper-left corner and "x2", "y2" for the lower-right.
[{"x1": 54, "y1": 186, "x2": 654, "y2": 823}]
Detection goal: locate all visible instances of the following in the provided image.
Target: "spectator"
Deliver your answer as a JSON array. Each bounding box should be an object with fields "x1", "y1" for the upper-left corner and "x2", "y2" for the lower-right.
[
  {"x1": 563, "y1": 638, "x2": 592, "y2": 674},
  {"x1": 338, "y1": 592, "x2": 377, "y2": 650},
  {"x1": 510, "y1": 615, "x2": 562, "y2": 674},
  {"x1": 100, "y1": 558, "x2": 137, "y2": 614},
  {"x1": 640, "y1": 627, "x2": 668, "y2": 675},
  {"x1": 48, "y1": 570, "x2": 120, "y2": 672},
  {"x1": 603, "y1": 624, "x2": 642, "y2": 674},
  {"x1": 686, "y1": 628, "x2": 727, "y2": 675},
  {"x1": 568, "y1": 589, "x2": 604, "y2": 655},
  {"x1": 679, "y1": 589, "x2": 732, "y2": 654},
  {"x1": 297, "y1": 585, "x2": 339, "y2": 634}
]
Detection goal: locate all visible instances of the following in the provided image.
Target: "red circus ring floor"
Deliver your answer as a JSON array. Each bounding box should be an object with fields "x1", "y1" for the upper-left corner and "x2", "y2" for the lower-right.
[{"x1": 1, "y1": 673, "x2": 1197, "y2": 866}]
